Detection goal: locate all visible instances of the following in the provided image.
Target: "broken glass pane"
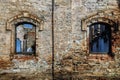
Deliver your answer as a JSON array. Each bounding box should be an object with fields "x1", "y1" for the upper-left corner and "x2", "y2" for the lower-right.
[{"x1": 16, "y1": 23, "x2": 36, "y2": 54}]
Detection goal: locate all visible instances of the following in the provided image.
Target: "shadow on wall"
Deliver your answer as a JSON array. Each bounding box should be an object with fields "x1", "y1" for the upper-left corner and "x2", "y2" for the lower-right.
[{"x1": 117, "y1": 0, "x2": 120, "y2": 8}]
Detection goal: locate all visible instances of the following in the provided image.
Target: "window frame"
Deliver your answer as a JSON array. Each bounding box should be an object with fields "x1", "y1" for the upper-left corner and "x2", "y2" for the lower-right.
[
  {"x1": 89, "y1": 22, "x2": 112, "y2": 54},
  {"x1": 15, "y1": 22, "x2": 36, "y2": 55}
]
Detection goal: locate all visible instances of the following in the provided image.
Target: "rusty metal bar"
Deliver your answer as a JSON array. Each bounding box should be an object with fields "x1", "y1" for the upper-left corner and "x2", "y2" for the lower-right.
[{"x1": 52, "y1": 0, "x2": 55, "y2": 80}]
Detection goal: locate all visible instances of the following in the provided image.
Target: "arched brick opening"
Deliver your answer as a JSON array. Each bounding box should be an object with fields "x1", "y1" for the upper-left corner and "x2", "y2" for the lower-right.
[
  {"x1": 6, "y1": 11, "x2": 44, "y2": 57},
  {"x1": 81, "y1": 9, "x2": 120, "y2": 60}
]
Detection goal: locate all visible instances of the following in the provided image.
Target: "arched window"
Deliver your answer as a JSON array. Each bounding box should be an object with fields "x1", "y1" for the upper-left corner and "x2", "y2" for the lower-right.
[
  {"x1": 89, "y1": 23, "x2": 111, "y2": 53},
  {"x1": 15, "y1": 23, "x2": 36, "y2": 55}
]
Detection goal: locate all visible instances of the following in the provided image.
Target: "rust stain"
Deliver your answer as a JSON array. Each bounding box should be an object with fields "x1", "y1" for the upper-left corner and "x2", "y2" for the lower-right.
[
  {"x1": 14, "y1": 55, "x2": 38, "y2": 62},
  {"x1": 0, "y1": 60, "x2": 13, "y2": 69}
]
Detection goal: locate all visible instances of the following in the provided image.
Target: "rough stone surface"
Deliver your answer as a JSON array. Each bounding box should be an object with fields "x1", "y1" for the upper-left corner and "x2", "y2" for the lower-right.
[{"x1": 0, "y1": 0, "x2": 120, "y2": 80}]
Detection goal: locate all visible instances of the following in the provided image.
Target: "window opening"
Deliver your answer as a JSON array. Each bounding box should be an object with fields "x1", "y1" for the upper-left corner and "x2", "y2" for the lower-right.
[
  {"x1": 89, "y1": 23, "x2": 111, "y2": 53},
  {"x1": 15, "y1": 23, "x2": 36, "y2": 55}
]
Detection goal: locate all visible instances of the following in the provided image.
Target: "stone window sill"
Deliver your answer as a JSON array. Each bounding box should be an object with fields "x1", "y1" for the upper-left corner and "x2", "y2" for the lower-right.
[
  {"x1": 87, "y1": 54, "x2": 113, "y2": 61},
  {"x1": 11, "y1": 54, "x2": 38, "y2": 61}
]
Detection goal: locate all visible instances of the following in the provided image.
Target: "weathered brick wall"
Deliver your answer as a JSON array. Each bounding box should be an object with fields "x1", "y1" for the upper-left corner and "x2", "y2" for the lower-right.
[
  {"x1": 54, "y1": 0, "x2": 120, "y2": 79},
  {"x1": 0, "y1": 0, "x2": 52, "y2": 75},
  {"x1": 0, "y1": 0, "x2": 120, "y2": 79}
]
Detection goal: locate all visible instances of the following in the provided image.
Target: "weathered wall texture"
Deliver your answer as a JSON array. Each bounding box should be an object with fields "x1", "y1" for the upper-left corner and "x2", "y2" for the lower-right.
[
  {"x1": 0, "y1": 0, "x2": 52, "y2": 79},
  {"x1": 54, "y1": 0, "x2": 120, "y2": 79},
  {"x1": 0, "y1": 0, "x2": 120, "y2": 80}
]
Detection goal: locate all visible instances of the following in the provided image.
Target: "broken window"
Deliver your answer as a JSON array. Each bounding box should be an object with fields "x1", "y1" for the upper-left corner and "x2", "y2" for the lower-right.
[
  {"x1": 89, "y1": 23, "x2": 111, "y2": 53},
  {"x1": 15, "y1": 23, "x2": 36, "y2": 55}
]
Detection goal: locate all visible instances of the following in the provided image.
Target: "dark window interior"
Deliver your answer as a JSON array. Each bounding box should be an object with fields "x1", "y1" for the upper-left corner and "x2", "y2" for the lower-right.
[{"x1": 89, "y1": 23, "x2": 111, "y2": 53}]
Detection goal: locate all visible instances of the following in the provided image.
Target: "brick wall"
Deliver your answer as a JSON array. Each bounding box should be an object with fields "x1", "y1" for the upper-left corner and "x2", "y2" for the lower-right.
[{"x1": 0, "y1": 0, "x2": 120, "y2": 79}]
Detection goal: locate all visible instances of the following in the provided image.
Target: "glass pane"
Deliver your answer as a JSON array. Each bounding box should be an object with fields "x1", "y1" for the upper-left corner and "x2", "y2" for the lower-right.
[
  {"x1": 23, "y1": 24, "x2": 33, "y2": 29},
  {"x1": 90, "y1": 23, "x2": 110, "y2": 53},
  {"x1": 16, "y1": 38, "x2": 21, "y2": 53}
]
